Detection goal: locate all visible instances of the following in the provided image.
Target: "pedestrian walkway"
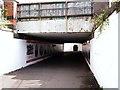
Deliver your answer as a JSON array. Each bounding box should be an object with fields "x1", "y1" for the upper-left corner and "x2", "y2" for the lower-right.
[{"x1": 0, "y1": 52, "x2": 99, "y2": 89}]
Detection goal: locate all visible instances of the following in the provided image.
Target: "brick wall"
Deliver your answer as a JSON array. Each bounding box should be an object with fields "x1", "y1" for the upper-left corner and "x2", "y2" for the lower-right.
[{"x1": 4, "y1": 0, "x2": 17, "y2": 27}]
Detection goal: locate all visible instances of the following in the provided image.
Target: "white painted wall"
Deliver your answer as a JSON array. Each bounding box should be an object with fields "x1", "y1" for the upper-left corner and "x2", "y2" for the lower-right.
[
  {"x1": 0, "y1": 31, "x2": 26, "y2": 75},
  {"x1": 83, "y1": 11, "x2": 118, "y2": 88},
  {"x1": 64, "y1": 43, "x2": 82, "y2": 52},
  {"x1": 0, "y1": 30, "x2": 64, "y2": 75}
]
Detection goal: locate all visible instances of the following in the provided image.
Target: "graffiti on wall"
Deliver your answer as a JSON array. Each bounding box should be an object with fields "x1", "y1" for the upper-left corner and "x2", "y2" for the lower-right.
[
  {"x1": 27, "y1": 44, "x2": 34, "y2": 55},
  {"x1": 26, "y1": 40, "x2": 63, "y2": 63},
  {"x1": 26, "y1": 40, "x2": 51, "y2": 63},
  {"x1": 26, "y1": 42, "x2": 35, "y2": 61}
]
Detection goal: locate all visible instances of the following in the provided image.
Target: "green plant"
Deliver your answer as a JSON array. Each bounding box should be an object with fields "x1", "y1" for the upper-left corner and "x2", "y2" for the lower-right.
[
  {"x1": 93, "y1": 8, "x2": 109, "y2": 34},
  {"x1": 112, "y1": 0, "x2": 120, "y2": 13},
  {"x1": 93, "y1": 0, "x2": 120, "y2": 35},
  {"x1": 0, "y1": 9, "x2": 11, "y2": 30},
  {"x1": 99, "y1": 86, "x2": 103, "y2": 90}
]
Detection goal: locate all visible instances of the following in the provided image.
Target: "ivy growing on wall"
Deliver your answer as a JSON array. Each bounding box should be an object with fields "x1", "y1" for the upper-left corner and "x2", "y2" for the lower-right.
[
  {"x1": 0, "y1": 1, "x2": 11, "y2": 31},
  {"x1": 93, "y1": 0, "x2": 120, "y2": 35},
  {"x1": 112, "y1": 0, "x2": 120, "y2": 13},
  {"x1": 99, "y1": 86, "x2": 103, "y2": 90},
  {"x1": 93, "y1": 9, "x2": 109, "y2": 34}
]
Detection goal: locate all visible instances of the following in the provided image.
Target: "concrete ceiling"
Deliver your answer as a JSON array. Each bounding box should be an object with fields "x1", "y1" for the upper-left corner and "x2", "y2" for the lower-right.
[{"x1": 17, "y1": 32, "x2": 92, "y2": 44}]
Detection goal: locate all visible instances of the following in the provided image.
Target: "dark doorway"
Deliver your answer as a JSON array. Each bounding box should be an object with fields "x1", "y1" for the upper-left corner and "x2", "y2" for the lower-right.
[{"x1": 73, "y1": 45, "x2": 78, "y2": 51}]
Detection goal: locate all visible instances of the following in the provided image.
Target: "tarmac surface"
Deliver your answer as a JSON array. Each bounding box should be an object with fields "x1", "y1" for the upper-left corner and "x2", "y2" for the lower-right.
[{"x1": 0, "y1": 52, "x2": 99, "y2": 89}]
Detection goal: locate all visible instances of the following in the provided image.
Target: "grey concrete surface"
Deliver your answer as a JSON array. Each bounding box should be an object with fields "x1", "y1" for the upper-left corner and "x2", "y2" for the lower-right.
[{"x1": 0, "y1": 52, "x2": 99, "y2": 89}]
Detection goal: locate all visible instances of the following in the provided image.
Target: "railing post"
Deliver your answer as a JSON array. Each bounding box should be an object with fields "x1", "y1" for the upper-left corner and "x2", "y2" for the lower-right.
[{"x1": 65, "y1": 1, "x2": 68, "y2": 32}]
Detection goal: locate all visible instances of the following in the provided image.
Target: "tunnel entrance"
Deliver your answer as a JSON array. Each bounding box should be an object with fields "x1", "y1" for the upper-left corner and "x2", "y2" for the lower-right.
[
  {"x1": 64, "y1": 43, "x2": 82, "y2": 52},
  {"x1": 73, "y1": 45, "x2": 78, "y2": 51}
]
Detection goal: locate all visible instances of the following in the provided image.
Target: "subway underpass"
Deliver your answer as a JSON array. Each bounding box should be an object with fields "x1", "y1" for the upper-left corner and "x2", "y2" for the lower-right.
[
  {"x1": 1, "y1": 52, "x2": 99, "y2": 89},
  {"x1": 0, "y1": 0, "x2": 118, "y2": 89}
]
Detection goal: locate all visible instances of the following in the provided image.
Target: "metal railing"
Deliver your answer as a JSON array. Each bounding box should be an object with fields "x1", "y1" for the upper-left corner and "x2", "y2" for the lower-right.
[{"x1": 17, "y1": 1, "x2": 93, "y2": 21}]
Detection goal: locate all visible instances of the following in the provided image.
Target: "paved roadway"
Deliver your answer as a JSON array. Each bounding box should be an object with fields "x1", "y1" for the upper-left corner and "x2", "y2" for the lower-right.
[{"x1": 0, "y1": 52, "x2": 99, "y2": 89}]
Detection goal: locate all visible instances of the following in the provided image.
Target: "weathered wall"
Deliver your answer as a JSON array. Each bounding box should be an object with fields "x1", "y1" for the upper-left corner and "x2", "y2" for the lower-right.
[
  {"x1": 16, "y1": 17, "x2": 93, "y2": 33},
  {"x1": 82, "y1": 11, "x2": 118, "y2": 88},
  {"x1": 0, "y1": 30, "x2": 63, "y2": 75}
]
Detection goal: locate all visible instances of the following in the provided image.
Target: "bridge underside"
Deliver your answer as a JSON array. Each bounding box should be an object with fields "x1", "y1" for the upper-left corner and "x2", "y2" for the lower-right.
[{"x1": 14, "y1": 32, "x2": 93, "y2": 44}]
